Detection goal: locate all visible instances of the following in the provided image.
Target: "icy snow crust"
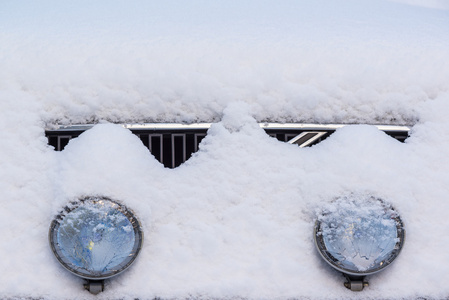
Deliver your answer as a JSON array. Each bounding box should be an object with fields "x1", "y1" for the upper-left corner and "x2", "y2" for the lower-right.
[{"x1": 1, "y1": 0, "x2": 449, "y2": 299}]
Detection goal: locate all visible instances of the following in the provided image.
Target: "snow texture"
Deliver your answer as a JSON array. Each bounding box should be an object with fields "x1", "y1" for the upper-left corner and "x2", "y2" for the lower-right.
[{"x1": 0, "y1": 0, "x2": 449, "y2": 299}]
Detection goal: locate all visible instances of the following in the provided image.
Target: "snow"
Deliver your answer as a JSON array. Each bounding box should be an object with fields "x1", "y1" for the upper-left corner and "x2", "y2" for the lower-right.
[
  {"x1": 389, "y1": 0, "x2": 449, "y2": 10},
  {"x1": 0, "y1": 0, "x2": 449, "y2": 299}
]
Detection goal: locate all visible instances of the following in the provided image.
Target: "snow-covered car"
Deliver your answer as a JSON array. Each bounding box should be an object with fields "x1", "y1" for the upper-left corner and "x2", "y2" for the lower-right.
[
  {"x1": 46, "y1": 122, "x2": 410, "y2": 294},
  {"x1": 1, "y1": 0, "x2": 449, "y2": 299}
]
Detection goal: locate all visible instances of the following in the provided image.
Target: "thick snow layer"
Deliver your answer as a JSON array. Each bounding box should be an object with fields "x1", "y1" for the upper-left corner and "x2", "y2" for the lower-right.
[
  {"x1": 1, "y1": 0, "x2": 449, "y2": 125},
  {"x1": 1, "y1": 0, "x2": 449, "y2": 299}
]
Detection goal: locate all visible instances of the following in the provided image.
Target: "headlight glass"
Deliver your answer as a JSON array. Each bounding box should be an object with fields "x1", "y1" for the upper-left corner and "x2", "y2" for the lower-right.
[
  {"x1": 314, "y1": 195, "x2": 405, "y2": 276},
  {"x1": 49, "y1": 197, "x2": 143, "y2": 280}
]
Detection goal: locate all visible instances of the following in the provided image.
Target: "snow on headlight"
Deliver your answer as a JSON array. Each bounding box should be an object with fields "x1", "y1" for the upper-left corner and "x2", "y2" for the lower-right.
[
  {"x1": 314, "y1": 194, "x2": 405, "y2": 290},
  {"x1": 49, "y1": 196, "x2": 143, "y2": 282}
]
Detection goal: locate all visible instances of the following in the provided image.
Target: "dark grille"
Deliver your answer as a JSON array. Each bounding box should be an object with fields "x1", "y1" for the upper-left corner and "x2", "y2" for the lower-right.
[
  {"x1": 46, "y1": 128, "x2": 208, "y2": 168},
  {"x1": 46, "y1": 124, "x2": 410, "y2": 168},
  {"x1": 135, "y1": 132, "x2": 207, "y2": 168}
]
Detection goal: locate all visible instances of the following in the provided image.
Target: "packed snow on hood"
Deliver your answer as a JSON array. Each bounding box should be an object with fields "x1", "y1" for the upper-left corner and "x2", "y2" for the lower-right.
[
  {"x1": 1, "y1": 0, "x2": 449, "y2": 299},
  {"x1": 1, "y1": 0, "x2": 449, "y2": 125}
]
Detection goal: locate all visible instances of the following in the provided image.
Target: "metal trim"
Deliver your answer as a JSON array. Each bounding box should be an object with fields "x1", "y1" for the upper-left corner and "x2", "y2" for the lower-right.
[
  {"x1": 287, "y1": 132, "x2": 328, "y2": 148},
  {"x1": 148, "y1": 134, "x2": 163, "y2": 162},
  {"x1": 45, "y1": 123, "x2": 411, "y2": 133},
  {"x1": 57, "y1": 135, "x2": 72, "y2": 151},
  {"x1": 194, "y1": 133, "x2": 207, "y2": 152}
]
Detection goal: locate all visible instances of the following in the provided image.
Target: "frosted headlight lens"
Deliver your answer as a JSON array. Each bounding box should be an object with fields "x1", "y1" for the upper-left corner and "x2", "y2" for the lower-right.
[
  {"x1": 49, "y1": 197, "x2": 143, "y2": 280},
  {"x1": 314, "y1": 195, "x2": 405, "y2": 276}
]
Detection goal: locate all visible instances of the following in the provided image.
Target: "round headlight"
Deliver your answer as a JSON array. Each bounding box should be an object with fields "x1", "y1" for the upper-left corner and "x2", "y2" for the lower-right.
[
  {"x1": 49, "y1": 196, "x2": 143, "y2": 280},
  {"x1": 314, "y1": 195, "x2": 405, "y2": 276}
]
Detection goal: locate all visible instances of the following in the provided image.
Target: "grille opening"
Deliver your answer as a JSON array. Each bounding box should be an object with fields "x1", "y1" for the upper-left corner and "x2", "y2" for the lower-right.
[
  {"x1": 267, "y1": 131, "x2": 332, "y2": 147},
  {"x1": 46, "y1": 124, "x2": 409, "y2": 168},
  {"x1": 138, "y1": 134, "x2": 149, "y2": 149},
  {"x1": 173, "y1": 135, "x2": 186, "y2": 168},
  {"x1": 150, "y1": 134, "x2": 163, "y2": 162},
  {"x1": 47, "y1": 132, "x2": 82, "y2": 151},
  {"x1": 384, "y1": 132, "x2": 409, "y2": 143},
  {"x1": 46, "y1": 130, "x2": 208, "y2": 168}
]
